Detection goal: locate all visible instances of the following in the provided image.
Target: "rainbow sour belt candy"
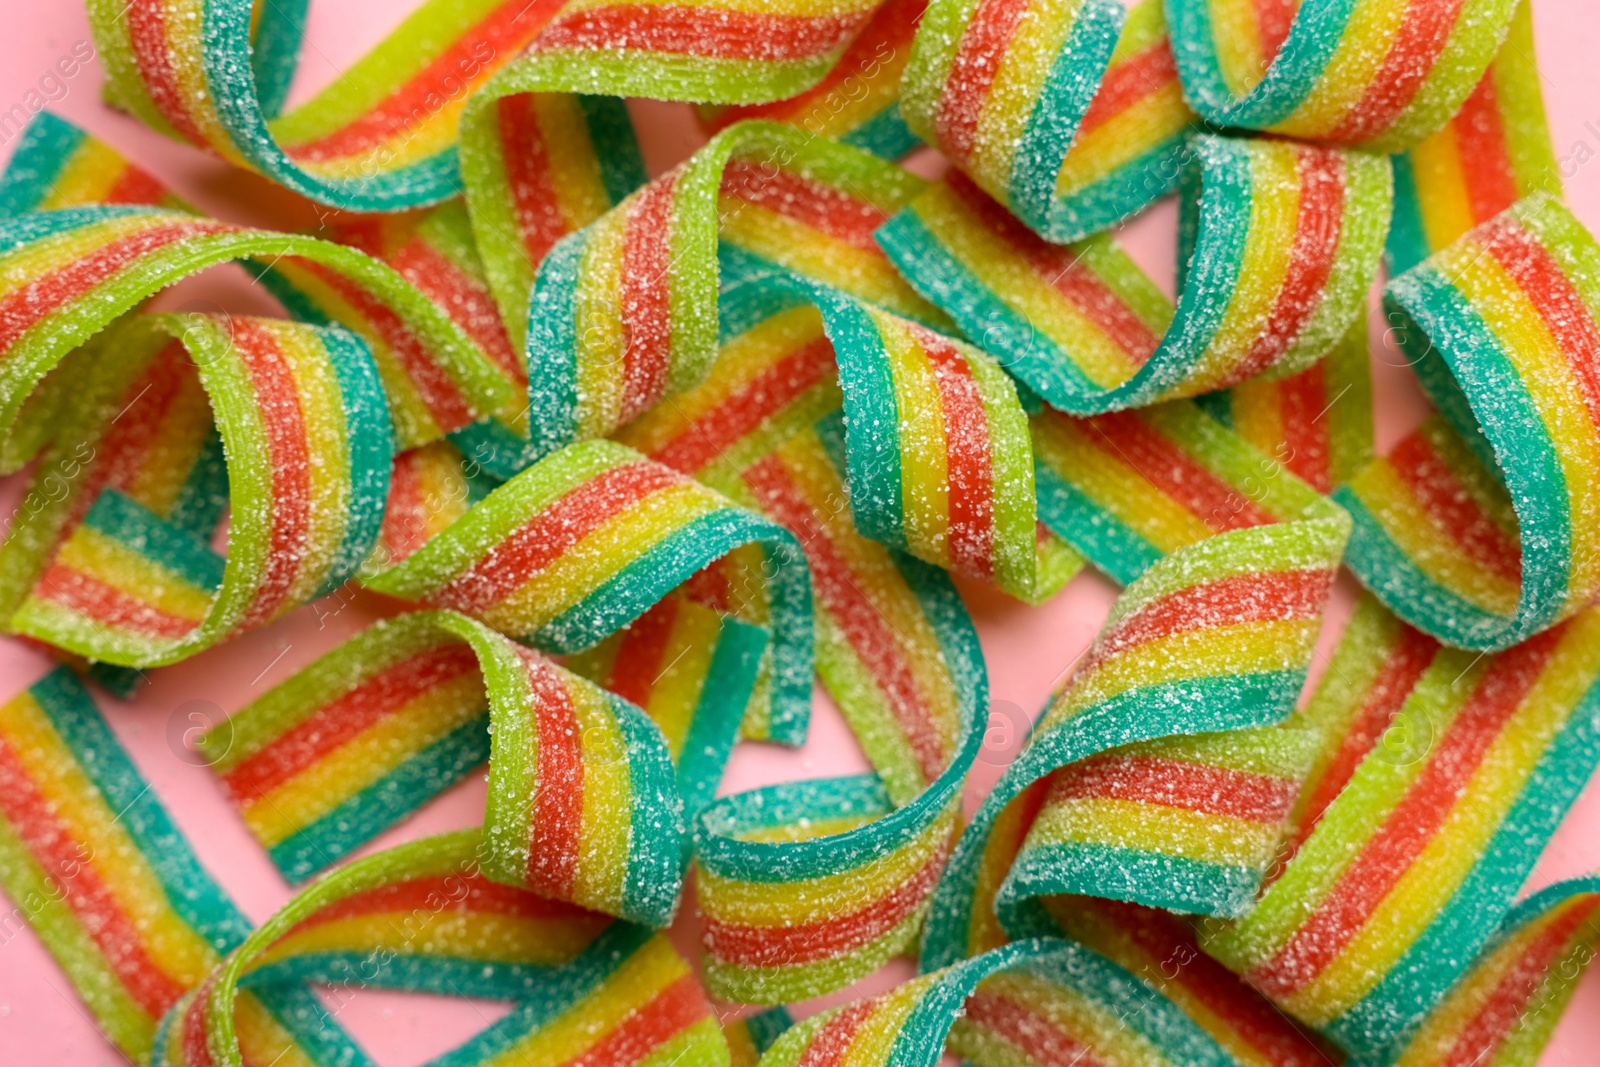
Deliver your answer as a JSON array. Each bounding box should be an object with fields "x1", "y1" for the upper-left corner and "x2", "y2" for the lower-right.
[
  {"x1": 1166, "y1": 0, "x2": 1522, "y2": 153},
  {"x1": 1341, "y1": 193, "x2": 1600, "y2": 650},
  {"x1": 0, "y1": 669, "x2": 369, "y2": 1066},
  {"x1": 876, "y1": 135, "x2": 1392, "y2": 417},
  {"x1": 149, "y1": 830, "x2": 728, "y2": 1067},
  {"x1": 900, "y1": 0, "x2": 1200, "y2": 241},
  {"x1": 204, "y1": 605, "x2": 762, "y2": 891}
]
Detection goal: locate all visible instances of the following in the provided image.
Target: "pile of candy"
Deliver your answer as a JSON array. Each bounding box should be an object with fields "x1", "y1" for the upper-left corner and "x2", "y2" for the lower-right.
[{"x1": 1, "y1": 0, "x2": 1597, "y2": 1064}]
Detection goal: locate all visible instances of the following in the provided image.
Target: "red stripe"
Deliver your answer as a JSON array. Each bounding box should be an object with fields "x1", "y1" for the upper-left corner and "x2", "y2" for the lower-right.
[
  {"x1": 1250, "y1": 626, "x2": 1564, "y2": 996},
  {"x1": 563, "y1": 973, "x2": 712, "y2": 1067},
  {"x1": 220, "y1": 644, "x2": 481, "y2": 801},
  {"x1": 124, "y1": 0, "x2": 208, "y2": 148},
  {"x1": 535, "y1": 5, "x2": 871, "y2": 63},
  {"x1": 35, "y1": 563, "x2": 202, "y2": 639},
  {"x1": 1438, "y1": 896, "x2": 1600, "y2": 1067},
  {"x1": 934, "y1": 0, "x2": 1032, "y2": 162},
  {"x1": 1286, "y1": 623, "x2": 1439, "y2": 857},
  {"x1": 380, "y1": 449, "x2": 429, "y2": 561},
  {"x1": 796, "y1": 1000, "x2": 878, "y2": 1067},
  {"x1": 961, "y1": 992, "x2": 1111, "y2": 1067},
  {"x1": 81, "y1": 347, "x2": 192, "y2": 530},
  {"x1": 522, "y1": 649, "x2": 586, "y2": 901},
  {"x1": 1230, "y1": 150, "x2": 1347, "y2": 384},
  {"x1": 602, "y1": 597, "x2": 681, "y2": 709},
  {"x1": 1048, "y1": 754, "x2": 1299, "y2": 823},
  {"x1": 102, "y1": 166, "x2": 172, "y2": 207},
  {"x1": 230, "y1": 321, "x2": 313, "y2": 630},
  {"x1": 1476, "y1": 212, "x2": 1600, "y2": 433},
  {"x1": 1081, "y1": 411, "x2": 1278, "y2": 529},
  {"x1": 180, "y1": 982, "x2": 217, "y2": 1067},
  {"x1": 287, "y1": 873, "x2": 599, "y2": 933},
  {"x1": 0, "y1": 219, "x2": 233, "y2": 354},
  {"x1": 286, "y1": 0, "x2": 564, "y2": 162},
  {"x1": 1088, "y1": 568, "x2": 1330, "y2": 670},
  {"x1": 391, "y1": 235, "x2": 524, "y2": 384},
  {"x1": 743, "y1": 456, "x2": 947, "y2": 782},
  {"x1": 291, "y1": 260, "x2": 477, "y2": 433},
  {"x1": 432, "y1": 461, "x2": 683, "y2": 614},
  {"x1": 1387, "y1": 430, "x2": 1521, "y2": 584},
  {"x1": 650, "y1": 336, "x2": 837, "y2": 475},
  {"x1": 704, "y1": 841, "x2": 948, "y2": 966},
  {"x1": 914, "y1": 325, "x2": 997, "y2": 580},
  {"x1": 497, "y1": 93, "x2": 575, "y2": 269},
  {"x1": 619, "y1": 175, "x2": 678, "y2": 425},
  {"x1": 720, "y1": 160, "x2": 888, "y2": 249},
  {"x1": 944, "y1": 172, "x2": 1162, "y2": 364},
  {"x1": 1253, "y1": 0, "x2": 1297, "y2": 64},
  {"x1": 0, "y1": 737, "x2": 189, "y2": 1018},
  {"x1": 1452, "y1": 74, "x2": 1520, "y2": 226},
  {"x1": 1330, "y1": 0, "x2": 1467, "y2": 143},
  {"x1": 1078, "y1": 41, "x2": 1181, "y2": 137},
  {"x1": 1276, "y1": 361, "x2": 1334, "y2": 494},
  {"x1": 709, "y1": 0, "x2": 925, "y2": 131}
]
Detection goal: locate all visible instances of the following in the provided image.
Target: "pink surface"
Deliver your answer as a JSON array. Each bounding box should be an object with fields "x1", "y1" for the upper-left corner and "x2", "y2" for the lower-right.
[{"x1": 1, "y1": 3, "x2": 1599, "y2": 1064}]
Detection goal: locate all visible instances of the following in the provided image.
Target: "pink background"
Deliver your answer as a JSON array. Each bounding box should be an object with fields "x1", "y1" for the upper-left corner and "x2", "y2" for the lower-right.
[{"x1": 1, "y1": 3, "x2": 1599, "y2": 1064}]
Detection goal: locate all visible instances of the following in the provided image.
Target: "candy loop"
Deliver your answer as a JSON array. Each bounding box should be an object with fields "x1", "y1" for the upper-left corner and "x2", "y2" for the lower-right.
[
  {"x1": 1166, "y1": 0, "x2": 1521, "y2": 153},
  {"x1": 1340, "y1": 193, "x2": 1600, "y2": 651},
  {"x1": 0, "y1": 311, "x2": 391, "y2": 667},
  {"x1": 876, "y1": 134, "x2": 1393, "y2": 417},
  {"x1": 921, "y1": 517, "x2": 1348, "y2": 970},
  {"x1": 900, "y1": 0, "x2": 1200, "y2": 242}
]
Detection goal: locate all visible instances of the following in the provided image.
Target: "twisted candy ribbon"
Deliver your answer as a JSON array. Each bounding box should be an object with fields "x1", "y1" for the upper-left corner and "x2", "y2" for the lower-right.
[
  {"x1": 877, "y1": 134, "x2": 1392, "y2": 416},
  {"x1": 1342, "y1": 194, "x2": 1600, "y2": 650}
]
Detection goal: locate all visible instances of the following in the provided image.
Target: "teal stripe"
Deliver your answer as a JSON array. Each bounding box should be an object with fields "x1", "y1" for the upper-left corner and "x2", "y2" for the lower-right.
[
  {"x1": 166, "y1": 427, "x2": 230, "y2": 539},
  {"x1": 674, "y1": 615, "x2": 767, "y2": 819},
  {"x1": 841, "y1": 104, "x2": 921, "y2": 160},
  {"x1": 576, "y1": 95, "x2": 649, "y2": 206},
  {"x1": 1002, "y1": 840, "x2": 1264, "y2": 921},
  {"x1": 618, "y1": 694, "x2": 687, "y2": 927},
  {"x1": 0, "y1": 112, "x2": 82, "y2": 219},
  {"x1": 316, "y1": 324, "x2": 393, "y2": 598},
  {"x1": 265, "y1": 713, "x2": 492, "y2": 884},
  {"x1": 1034, "y1": 459, "x2": 1163, "y2": 586},
  {"x1": 0, "y1": 204, "x2": 153, "y2": 249},
  {"x1": 82, "y1": 489, "x2": 225, "y2": 591},
  {"x1": 1008, "y1": 0, "x2": 1124, "y2": 231},
  {"x1": 1385, "y1": 151, "x2": 1431, "y2": 274},
  {"x1": 1050, "y1": 133, "x2": 1189, "y2": 243}
]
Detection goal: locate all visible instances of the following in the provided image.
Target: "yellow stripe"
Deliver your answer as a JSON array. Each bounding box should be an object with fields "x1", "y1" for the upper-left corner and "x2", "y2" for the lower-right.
[
  {"x1": 880, "y1": 315, "x2": 951, "y2": 567},
  {"x1": 536, "y1": 93, "x2": 613, "y2": 230},
  {"x1": 38, "y1": 144, "x2": 126, "y2": 210},
  {"x1": 54, "y1": 527, "x2": 213, "y2": 620},
  {"x1": 573, "y1": 682, "x2": 630, "y2": 915},
  {"x1": 1029, "y1": 795, "x2": 1283, "y2": 865},
  {"x1": 1275, "y1": 0, "x2": 1405, "y2": 137},
  {"x1": 574, "y1": 212, "x2": 630, "y2": 439},
  {"x1": 249, "y1": 912, "x2": 592, "y2": 972}
]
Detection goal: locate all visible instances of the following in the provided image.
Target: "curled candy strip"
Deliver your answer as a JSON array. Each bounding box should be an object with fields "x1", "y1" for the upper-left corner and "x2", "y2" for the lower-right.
[
  {"x1": 0, "y1": 670, "x2": 363, "y2": 1066},
  {"x1": 150, "y1": 830, "x2": 727, "y2": 1067},
  {"x1": 202, "y1": 607, "x2": 760, "y2": 914},
  {"x1": 1341, "y1": 193, "x2": 1600, "y2": 650},
  {"x1": 877, "y1": 135, "x2": 1393, "y2": 416},
  {"x1": 900, "y1": 0, "x2": 1200, "y2": 242},
  {"x1": 0, "y1": 311, "x2": 391, "y2": 667},
  {"x1": 1166, "y1": 0, "x2": 1521, "y2": 153},
  {"x1": 921, "y1": 517, "x2": 1349, "y2": 969},
  {"x1": 0, "y1": 204, "x2": 514, "y2": 454}
]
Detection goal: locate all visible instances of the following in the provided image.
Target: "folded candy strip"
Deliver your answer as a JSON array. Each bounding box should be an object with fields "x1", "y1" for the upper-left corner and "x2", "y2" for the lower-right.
[
  {"x1": 900, "y1": 0, "x2": 1200, "y2": 242},
  {"x1": 201, "y1": 607, "x2": 762, "y2": 912},
  {"x1": 921, "y1": 516, "x2": 1349, "y2": 965},
  {"x1": 149, "y1": 830, "x2": 728, "y2": 1067},
  {"x1": 876, "y1": 135, "x2": 1392, "y2": 417},
  {"x1": 1341, "y1": 194, "x2": 1600, "y2": 650},
  {"x1": 1166, "y1": 0, "x2": 1521, "y2": 154},
  {"x1": 0, "y1": 669, "x2": 367, "y2": 1067}
]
